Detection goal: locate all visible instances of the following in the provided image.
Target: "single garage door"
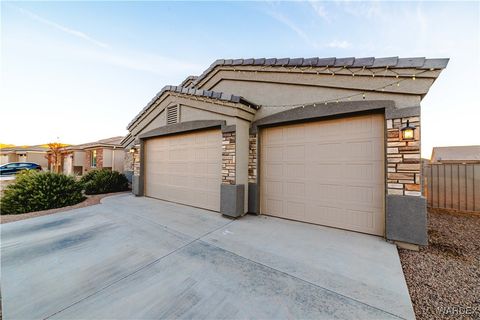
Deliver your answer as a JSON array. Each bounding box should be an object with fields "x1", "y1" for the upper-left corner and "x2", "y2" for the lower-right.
[
  {"x1": 260, "y1": 114, "x2": 385, "y2": 235},
  {"x1": 144, "y1": 129, "x2": 222, "y2": 211}
]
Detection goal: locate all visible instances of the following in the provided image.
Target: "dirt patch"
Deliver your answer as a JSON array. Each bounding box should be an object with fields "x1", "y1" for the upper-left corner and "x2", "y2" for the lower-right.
[
  {"x1": 399, "y1": 210, "x2": 480, "y2": 320},
  {"x1": 0, "y1": 191, "x2": 129, "y2": 224}
]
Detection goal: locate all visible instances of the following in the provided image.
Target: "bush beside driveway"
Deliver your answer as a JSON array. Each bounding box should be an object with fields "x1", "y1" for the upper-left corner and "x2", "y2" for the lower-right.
[{"x1": 1, "y1": 169, "x2": 129, "y2": 216}]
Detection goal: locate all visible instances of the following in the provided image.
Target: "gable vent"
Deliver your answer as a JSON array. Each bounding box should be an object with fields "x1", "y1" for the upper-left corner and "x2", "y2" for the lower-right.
[{"x1": 166, "y1": 105, "x2": 180, "y2": 125}]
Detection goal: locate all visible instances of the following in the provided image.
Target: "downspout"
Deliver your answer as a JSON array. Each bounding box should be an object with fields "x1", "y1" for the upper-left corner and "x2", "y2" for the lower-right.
[{"x1": 112, "y1": 146, "x2": 116, "y2": 171}]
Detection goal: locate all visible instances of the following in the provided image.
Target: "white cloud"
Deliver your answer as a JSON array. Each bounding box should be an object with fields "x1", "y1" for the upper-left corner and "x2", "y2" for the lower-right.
[
  {"x1": 327, "y1": 40, "x2": 350, "y2": 49},
  {"x1": 308, "y1": 1, "x2": 329, "y2": 21},
  {"x1": 16, "y1": 6, "x2": 109, "y2": 49},
  {"x1": 336, "y1": 1, "x2": 382, "y2": 19}
]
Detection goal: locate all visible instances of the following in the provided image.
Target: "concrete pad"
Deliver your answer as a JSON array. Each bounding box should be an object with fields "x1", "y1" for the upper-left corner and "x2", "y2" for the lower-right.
[
  {"x1": 203, "y1": 214, "x2": 415, "y2": 319},
  {"x1": 1, "y1": 194, "x2": 413, "y2": 319},
  {"x1": 50, "y1": 241, "x2": 399, "y2": 320},
  {"x1": 101, "y1": 194, "x2": 231, "y2": 238},
  {"x1": 1, "y1": 197, "x2": 229, "y2": 319}
]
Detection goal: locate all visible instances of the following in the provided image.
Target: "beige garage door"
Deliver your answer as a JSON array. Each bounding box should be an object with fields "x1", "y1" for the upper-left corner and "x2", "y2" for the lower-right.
[
  {"x1": 144, "y1": 129, "x2": 222, "y2": 211},
  {"x1": 260, "y1": 114, "x2": 385, "y2": 235}
]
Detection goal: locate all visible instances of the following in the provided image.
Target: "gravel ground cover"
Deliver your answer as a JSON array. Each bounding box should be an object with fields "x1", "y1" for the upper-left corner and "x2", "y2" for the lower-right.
[
  {"x1": 0, "y1": 191, "x2": 129, "y2": 224},
  {"x1": 399, "y1": 209, "x2": 480, "y2": 320}
]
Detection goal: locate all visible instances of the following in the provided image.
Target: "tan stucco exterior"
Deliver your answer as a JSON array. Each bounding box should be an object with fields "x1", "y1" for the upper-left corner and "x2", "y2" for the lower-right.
[{"x1": 124, "y1": 57, "x2": 447, "y2": 243}]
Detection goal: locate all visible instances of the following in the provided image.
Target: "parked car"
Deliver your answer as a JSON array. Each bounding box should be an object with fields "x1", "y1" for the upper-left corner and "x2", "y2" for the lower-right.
[{"x1": 0, "y1": 162, "x2": 42, "y2": 176}]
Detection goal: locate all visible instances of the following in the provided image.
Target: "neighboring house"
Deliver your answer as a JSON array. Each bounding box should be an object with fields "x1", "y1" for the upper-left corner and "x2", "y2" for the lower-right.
[
  {"x1": 0, "y1": 145, "x2": 49, "y2": 168},
  {"x1": 430, "y1": 145, "x2": 480, "y2": 164},
  {"x1": 122, "y1": 56, "x2": 448, "y2": 246},
  {"x1": 54, "y1": 137, "x2": 125, "y2": 175}
]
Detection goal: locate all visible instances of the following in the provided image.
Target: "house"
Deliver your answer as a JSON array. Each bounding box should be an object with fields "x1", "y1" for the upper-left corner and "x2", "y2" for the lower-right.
[
  {"x1": 57, "y1": 137, "x2": 125, "y2": 175},
  {"x1": 430, "y1": 145, "x2": 480, "y2": 164},
  {"x1": 0, "y1": 145, "x2": 49, "y2": 168},
  {"x1": 122, "y1": 56, "x2": 449, "y2": 246}
]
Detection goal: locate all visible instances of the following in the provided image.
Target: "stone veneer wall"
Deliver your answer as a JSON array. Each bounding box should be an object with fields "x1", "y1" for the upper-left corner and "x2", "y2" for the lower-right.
[
  {"x1": 386, "y1": 116, "x2": 421, "y2": 196},
  {"x1": 222, "y1": 131, "x2": 236, "y2": 185},
  {"x1": 248, "y1": 134, "x2": 257, "y2": 183},
  {"x1": 133, "y1": 147, "x2": 140, "y2": 176},
  {"x1": 124, "y1": 151, "x2": 134, "y2": 172}
]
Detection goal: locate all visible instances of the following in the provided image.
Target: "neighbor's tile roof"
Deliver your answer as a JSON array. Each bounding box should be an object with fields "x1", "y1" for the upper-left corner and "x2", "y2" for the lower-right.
[
  {"x1": 431, "y1": 146, "x2": 480, "y2": 162},
  {"x1": 127, "y1": 85, "x2": 258, "y2": 130},
  {"x1": 0, "y1": 145, "x2": 50, "y2": 153},
  {"x1": 66, "y1": 136, "x2": 124, "y2": 150},
  {"x1": 192, "y1": 56, "x2": 450, "y2": 86}
]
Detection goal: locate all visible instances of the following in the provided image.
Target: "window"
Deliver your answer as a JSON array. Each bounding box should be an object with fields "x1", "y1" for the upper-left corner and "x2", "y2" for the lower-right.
[
  {"x1": 91, "y1": 150, "x2": 97, "y2": 168},
  {"x1": 167, "y1": 105, "x2": 180, "y2": 125}
]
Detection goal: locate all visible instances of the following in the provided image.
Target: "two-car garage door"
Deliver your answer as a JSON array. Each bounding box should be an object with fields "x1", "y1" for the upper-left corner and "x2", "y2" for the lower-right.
[
  {"x1": 144, "y1": 129, "x2": 222, "y2": 211},
  {"x1": 260, "y1": 114, "x2": 385, "y2": 236},
  {"x1": 143, "y1": 114, "x2": 384, "y2": 236}
]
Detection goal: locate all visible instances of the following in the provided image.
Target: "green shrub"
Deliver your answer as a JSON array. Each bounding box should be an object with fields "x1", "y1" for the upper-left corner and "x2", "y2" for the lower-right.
[
  {"x1": 1, "y1": 171, "x2": 85, "y2": 215},
  {"x1": 80, "y1": 169, "x2": 129, "y2": 195}
]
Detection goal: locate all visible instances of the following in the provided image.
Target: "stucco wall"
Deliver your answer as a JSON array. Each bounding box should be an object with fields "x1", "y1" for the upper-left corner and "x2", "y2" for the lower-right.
[
  {"x1": 234, "y1": 119, "x2": 250, "y2": 212},
  {"x1": 181, "y1": 105, "x2": 237, "y2": 125},
  {"x1": 73, "y1": 151, "x2": 85, "y2": 167},
  {"x1": 27, "y1": 152, "x2": 48, "y2": 168},
  {"x1": 212, "y1": 80, "x2": 421, "y2": 120},
  {"x1": 195, "y1": 67, "x2": 441, "y2": 122},
  {"x1": 0, "y1": 155, "x2": 10, "y2": 165},
  {"x1": 129, "y1": 94, "x2": 255, "y2": 138},
  {"x1": 113, "y1": 150, "x2": 125, "y2": 172},
  {"x1": 103, "y1": 149, "x2": 112, "y2": 167}
]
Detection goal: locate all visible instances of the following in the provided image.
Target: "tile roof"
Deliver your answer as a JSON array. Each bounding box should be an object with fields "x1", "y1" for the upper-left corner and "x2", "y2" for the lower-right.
[
  {"x1": 66, "y1": 136, "x2": 124, "y2": 150},
  {"x1": 179, "y1": 76, "x2": 198, "y2": 88},
  {"x1": 0, "y1": 145, "x2": 50, "y2": 152},
  {"x1": 193, "y1": 56, "x2": 449, "y2": 86},
  {"x1": 127, "y1": 85, "x2": 258, "y2": 130}
]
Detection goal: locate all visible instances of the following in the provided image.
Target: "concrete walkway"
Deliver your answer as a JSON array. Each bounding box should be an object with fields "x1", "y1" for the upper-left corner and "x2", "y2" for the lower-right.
[{"x1": 1, "y1": 194, "x2": 415, "y2": 319}]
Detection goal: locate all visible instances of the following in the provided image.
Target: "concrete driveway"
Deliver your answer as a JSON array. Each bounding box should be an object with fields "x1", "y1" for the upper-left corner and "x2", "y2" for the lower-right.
[{"x1": 1, "y1": 194, "x2": 415, "y2": 319}]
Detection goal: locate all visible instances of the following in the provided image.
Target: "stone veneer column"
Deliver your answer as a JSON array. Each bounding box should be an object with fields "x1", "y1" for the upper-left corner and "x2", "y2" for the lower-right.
[
  {"x1": 386, "y1": 116, "x2": 421, "y2": 196},
  {"x1": 220, "y1": 125, "x2": 245, "y2": 217},
  {"x1": 133, "y1": 146, "x2": 140, "y2": 177},
  {"x1": 248, "y1": 134, "x2": 257, "y2": 183},
  {"x1": 221, "y1": 131, "x2": 236, "y2": 184},
  {"x1": 131, "y1": 144, "x2": 142, "y2": 196}
]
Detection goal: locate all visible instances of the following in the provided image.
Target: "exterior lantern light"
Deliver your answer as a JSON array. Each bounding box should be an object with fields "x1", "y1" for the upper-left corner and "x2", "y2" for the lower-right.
[
  {"x1": 129, "y1": 146, "x2": 136, "y2": 153},
  {"x1": 401, "y1": 120, "x2": 416, "y2": 140}
]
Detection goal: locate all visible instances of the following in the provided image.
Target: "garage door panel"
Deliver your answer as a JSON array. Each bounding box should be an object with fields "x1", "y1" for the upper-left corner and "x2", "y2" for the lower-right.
[
  {"x1": 145, "y1": 129, "x2": 222, "y2": 212},
  {"x1": 265, "y1": 164, "x2": 283, "y2": 178},
  {"x1": 264, "y1": 146, "x2": 283, "y2": 161},
  {"x1": 285, "y1": 164, "x2": 305, "y2": 179},
  {"x1": 261, "y1": 114, "x2": 385, "y2": 236},
  {"x1": 285, "y1": 181, "x2": 306, "y2": 197},
  {"x1": 265, "y1": 180, "x2": 283, "y2": 196},
  {"x1": 285, "y1": 201, "x2": 306, "y2": 220},
  {"x1": 306, "y1": 164, "x2": 345, "y2": 181},
  {"x1": 264, "y1": 126, "x2": 284, "y2": 143},
  {"x1": 284, "y1": 145, "x2": 305, "y2": 161},
  {"x1": 285, "y1": 125, "x2": 305, "y2": 141}
]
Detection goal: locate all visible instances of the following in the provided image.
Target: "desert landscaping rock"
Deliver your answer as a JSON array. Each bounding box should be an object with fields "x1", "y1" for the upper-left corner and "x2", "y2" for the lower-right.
[{"x1": 399, "y1": 210, "x2": 480, "y2": 320}]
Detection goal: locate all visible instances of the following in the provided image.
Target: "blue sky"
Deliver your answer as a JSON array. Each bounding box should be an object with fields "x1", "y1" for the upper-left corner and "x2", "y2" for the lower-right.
[{"x1": 1, "y1": 1, "x2": 479, "y2": 157}]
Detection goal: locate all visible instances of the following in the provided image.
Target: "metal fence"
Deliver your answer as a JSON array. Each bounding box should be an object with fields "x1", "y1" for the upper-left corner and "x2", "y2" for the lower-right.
[{"x1": 423, "y1": 163, "x2": 480, "y2": 212}]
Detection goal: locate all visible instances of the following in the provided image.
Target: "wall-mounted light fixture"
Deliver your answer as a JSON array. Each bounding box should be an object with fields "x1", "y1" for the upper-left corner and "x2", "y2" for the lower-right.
[
  {"x1": 401, "y1": 120, "x2": 416, "y2": 140},
  {"x1": 129, "y1": 146, "x2": 136, "y2": 153}
]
